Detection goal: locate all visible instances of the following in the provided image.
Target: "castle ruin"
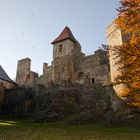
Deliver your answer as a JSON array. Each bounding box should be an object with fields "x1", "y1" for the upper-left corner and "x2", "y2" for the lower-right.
[{"x1": 16, "y1": 26, "x2": 110, "y2": 87}]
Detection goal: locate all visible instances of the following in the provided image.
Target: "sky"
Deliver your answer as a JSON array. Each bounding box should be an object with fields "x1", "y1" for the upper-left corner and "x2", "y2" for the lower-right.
[{"x1": 0, "y1": 0, "x2": 119, "y2": 80}]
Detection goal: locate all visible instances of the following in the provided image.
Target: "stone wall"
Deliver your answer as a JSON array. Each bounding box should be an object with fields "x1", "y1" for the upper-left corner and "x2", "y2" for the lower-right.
[
  {"x1": 2, "y1": 84, "x2": 140, "y2": 127},
  {"x1": 1, "y1": 87, "x2": 34, "y2": 118},
  {"x1": 16, "y1": 48, "x2": 110, "y2": 87},
  {"x1": 16, "y1": 36, "x2": 110, "y2": 87},
  {"x1": 76, "y1": 49, "x2": 110, "y2": 85},
  {"x1": 106, "y1": 21, "x2": 123, "y2": 46},
  {"x1": 0, "y1": 87, "x2": 4, "y2": 114},
  {"x1": 38, "y1": 64, "x2": 52, "y2": 87},
  {"x1": 52, "y1": 55, "x2": 75, "y2": 85},
  {"x1": 25, "y1": 71, "x2": 38, "y2": 87},
  {"x1": 106, "y1": 21, "x2": 129, "y2": 97},
  {"x1": 16, "y1": 58, "x2": 31, "y2": 86},
  {"x1": 53, "y1": 40, "x2": 75, "y2": 59},
  {"x1": 0, "y1": 79, "x2": 17, "y2": 89},
  {"x1": 16, "y1": 58, "x2": 39, "y2": 88}
]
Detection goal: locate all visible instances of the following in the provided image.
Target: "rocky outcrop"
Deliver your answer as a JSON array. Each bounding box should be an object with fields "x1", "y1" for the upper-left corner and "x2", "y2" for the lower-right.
[
  {"x1": 1, "y1": 87, "x2": 35, "y2": 118},
  {"x1": 1, "y1": 83, "x2": 140, "y2": 127}
]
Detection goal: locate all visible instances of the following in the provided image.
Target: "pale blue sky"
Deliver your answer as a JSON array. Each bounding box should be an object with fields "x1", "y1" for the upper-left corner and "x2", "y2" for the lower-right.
[{"x1": 0, "y1": 0, "x2": 119, "y2": 79}]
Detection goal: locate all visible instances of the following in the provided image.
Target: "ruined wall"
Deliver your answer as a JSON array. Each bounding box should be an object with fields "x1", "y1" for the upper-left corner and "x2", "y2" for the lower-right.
[
  {"x1": 0, "y1": 86, "x2": 4, "y2": 114},
  {"x1": 106, "y1": 21, "x2": 123, "y2": 83},
  {"x1": 52, "y1": 55, "x2": 75, "y2": 85},
  {"x1": 16, "y1": 49, "x2": 110, "y2": 87},
  {"x1": 16, "y1": 58, "x2": 31, "y2": 86},
  {"x1": 106, "y1": 21, "x2": 129, "y2": 97},
  {"x1": 106, "y1": 21, "x2": 123, "y2": 46},
  {"x1": 25, "y1": 71, "x2": 38, "y2": 87},
  {"x1": 16, "y1": 33, "x2": 110, "y2": 88},
  {"x1": 0, "y1": 79, "x2": 17, "y2": 89},
  {"x1": 43, "y1": 63, "x2": 52, "y2": 84},
  {"x1": 76, "y1": 49, "x2": 110, "y2": 85},
  {"x1": 38, "y1": 63, "x2": 52, "y2": 86},
  {"x1": 16, "y1": 58, "x2": 39, "y2": 87}
]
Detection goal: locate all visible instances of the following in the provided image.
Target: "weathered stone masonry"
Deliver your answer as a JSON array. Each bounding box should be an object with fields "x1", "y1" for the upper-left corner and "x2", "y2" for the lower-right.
[
  {"x1": 16, "y1": 26, "x2": 110, "y2": 87},
  {"x1": 106, "y1": 21, "x2": 130, "y2": 98}
]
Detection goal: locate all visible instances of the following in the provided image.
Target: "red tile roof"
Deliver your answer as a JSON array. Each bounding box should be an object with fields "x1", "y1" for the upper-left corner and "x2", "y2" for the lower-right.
[
  {"x1": 0, "y1": 65, "x2": 17, "y2": 85},
  {"x1": 51, "y1": 26, "x2": 77, "y2": 44}
]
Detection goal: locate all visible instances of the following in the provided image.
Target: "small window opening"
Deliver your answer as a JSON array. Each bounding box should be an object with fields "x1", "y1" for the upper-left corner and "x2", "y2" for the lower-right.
[
  {"x1": 91, "y1": 78, "x2": 95, "y2": 83},
  {"x1": 59, "y1": 44, "x2": 63, "y2": 53}
]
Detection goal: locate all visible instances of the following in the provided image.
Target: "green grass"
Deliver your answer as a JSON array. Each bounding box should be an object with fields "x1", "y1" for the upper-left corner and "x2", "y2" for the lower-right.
[{"x1": 0, "y1": 119, "x2": 140, "y2": 140}]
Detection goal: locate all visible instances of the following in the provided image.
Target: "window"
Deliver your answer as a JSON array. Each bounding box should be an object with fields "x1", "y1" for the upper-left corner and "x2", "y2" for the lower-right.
[
  {"x1": 58, "y1": 44, "x2": 63, "y2": 53},
  {"x1": 91, "y1": 78, "x2": 95, "y2": 83}
]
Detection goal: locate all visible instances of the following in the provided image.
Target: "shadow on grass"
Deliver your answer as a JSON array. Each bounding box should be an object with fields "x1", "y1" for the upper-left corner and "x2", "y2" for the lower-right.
[{"x1": 0, "y1": 118, "x2": 140, "y2": 135}]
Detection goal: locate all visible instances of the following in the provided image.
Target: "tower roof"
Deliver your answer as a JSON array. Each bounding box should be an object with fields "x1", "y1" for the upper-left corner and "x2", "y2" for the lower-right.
[
  {"x1": 51, "y1": 26, "x2": 77, "y2": 44},
  {"x1": 0, "y1": 65, "x2": 17, "y2": 85}
]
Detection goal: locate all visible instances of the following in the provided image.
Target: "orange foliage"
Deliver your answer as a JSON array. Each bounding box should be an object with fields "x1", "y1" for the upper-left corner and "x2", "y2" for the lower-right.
[
  {"x1": 116, "y1": 0, "x2": 140, "y2": 45},
  {"x1": 115, "y1": 0, "x2": 140, "y2": 106}
]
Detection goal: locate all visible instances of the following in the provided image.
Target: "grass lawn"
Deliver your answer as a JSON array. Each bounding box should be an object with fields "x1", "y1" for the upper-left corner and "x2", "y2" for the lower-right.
[{"x1": 0, "y1": 119, "x2": 140, "y2": 140}]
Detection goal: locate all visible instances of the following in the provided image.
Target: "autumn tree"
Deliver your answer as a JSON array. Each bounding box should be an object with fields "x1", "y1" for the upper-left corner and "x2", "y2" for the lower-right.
[{"x1": 114, "y1": 0, "x2": 140, "y2": 107}]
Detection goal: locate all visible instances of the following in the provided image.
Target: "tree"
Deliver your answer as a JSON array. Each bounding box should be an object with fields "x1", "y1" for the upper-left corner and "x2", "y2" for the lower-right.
[
  {"x1": 114, "y1": 0, "x2": 140, "y2": 107},
  {"x1": 116, "y1": 0, "x2": 140, "y2": 45}
]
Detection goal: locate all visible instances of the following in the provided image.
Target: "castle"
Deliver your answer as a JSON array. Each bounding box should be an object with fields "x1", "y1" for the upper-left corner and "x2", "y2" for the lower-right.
[
  {"x1": 16, "y1": 26, "x2": 110, "y2": 87},
  {"x1": 1, "y1": 22, "x2": 139, "y2": 126}
]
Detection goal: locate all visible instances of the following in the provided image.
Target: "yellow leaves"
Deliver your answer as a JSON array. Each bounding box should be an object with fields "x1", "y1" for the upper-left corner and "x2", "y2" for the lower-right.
[
  {"x1": 114, "y1": 0, "x2": 140, "y2": 107},
  {"x1": 129, "y1": 56, "x2": 137, "y2": 61},
  {"x1": 116, "y1": 0, "x2": 140, "y2": 37},
  {"x1": 132, "y1": 81, "x2": 140, "y2": 88}
]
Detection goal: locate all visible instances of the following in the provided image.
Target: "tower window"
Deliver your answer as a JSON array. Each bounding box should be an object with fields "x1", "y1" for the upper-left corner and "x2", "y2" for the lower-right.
[{"x1": 58, "y1": 44, "x2": 63, "y2": 53}]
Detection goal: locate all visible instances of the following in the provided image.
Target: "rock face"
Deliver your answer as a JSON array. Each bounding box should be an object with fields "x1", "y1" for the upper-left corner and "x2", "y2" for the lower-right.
[
  {"x1": 1, "y1": 84, "x2": 140, "y2": 127},
  {"x1": 1, "y1": 87, "x2": 35, "y2": 118}
]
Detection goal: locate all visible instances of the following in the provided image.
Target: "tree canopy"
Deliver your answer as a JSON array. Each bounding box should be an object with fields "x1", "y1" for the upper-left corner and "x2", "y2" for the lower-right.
[{"x1": 115, "y1": 0, "x2": 140, "y2": 107}]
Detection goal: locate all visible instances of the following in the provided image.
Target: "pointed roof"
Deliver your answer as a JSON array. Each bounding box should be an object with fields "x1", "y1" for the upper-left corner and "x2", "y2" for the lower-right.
[
  {"x1": 51, "y1": 26, "x2": 77, "y2": 44},
  {"x1": 0, "y1": 65, "x2": 17, "y2": 85}
]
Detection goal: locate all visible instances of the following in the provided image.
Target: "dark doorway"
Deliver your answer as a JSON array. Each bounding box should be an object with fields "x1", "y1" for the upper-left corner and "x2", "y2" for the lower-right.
[{"x1": 91, "y1": 78, "x2": 95, "y2": 83}]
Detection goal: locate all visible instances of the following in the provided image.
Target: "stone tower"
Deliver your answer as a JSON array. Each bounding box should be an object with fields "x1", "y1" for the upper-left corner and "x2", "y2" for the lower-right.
[
  {"x1": 106, "y1": 21, "x2": 129, "y2": 98},
  {"x1": 51, "y1": 26, "x2": 79, "y2": 85},
  {"x1": 16, "y1": 58, "x2": 31, "y2": 86}
]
